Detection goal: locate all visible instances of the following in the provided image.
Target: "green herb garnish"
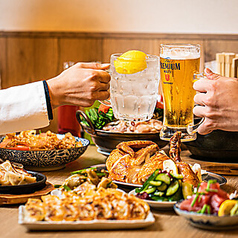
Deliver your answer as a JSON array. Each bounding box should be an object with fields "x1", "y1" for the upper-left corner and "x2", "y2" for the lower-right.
[
  {"x1": 63, "y1": 185, "x2": 72, "y2": 191},
  {"x1": 191, "y1": 193, "x2": 199, "y2": 207},
  {"x1": 71, "y1": 167, "x2": 97, "y2": 175}
]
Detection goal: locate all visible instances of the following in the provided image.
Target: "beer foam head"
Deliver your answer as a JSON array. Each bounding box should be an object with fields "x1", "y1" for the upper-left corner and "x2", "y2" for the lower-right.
[{"x1": 160, "y1": 44, "x2": 200, "y2": 59}]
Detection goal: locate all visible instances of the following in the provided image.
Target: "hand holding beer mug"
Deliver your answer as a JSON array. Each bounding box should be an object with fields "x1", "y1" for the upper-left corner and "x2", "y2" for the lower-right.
[
  {"x1": 103, "y1": 50, "x2": 160, "y2": 121},
  {"x1": 160, "y1": 44, "x2": 203, "y2": 141}
]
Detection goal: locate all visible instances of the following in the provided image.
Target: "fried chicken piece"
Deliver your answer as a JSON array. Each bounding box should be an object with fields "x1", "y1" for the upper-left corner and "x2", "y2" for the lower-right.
[
  {"x1": 169, "y1": 131, "x2": 182, "y2": 162},
  {"x1": 177, "y1": 162, "x2": 200, "y2": 187},
  {"x1": 135, "y1": 152, "x2": 169, "y2": 184}
]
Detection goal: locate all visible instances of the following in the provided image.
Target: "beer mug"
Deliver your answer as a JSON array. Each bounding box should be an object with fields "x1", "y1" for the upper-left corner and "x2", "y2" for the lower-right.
[
  {"x1": 159, "y1": 44, "x2": 203, "y2": 141},
  {"x1": 102, "y1": 52, "x2": 160, "y2": 121}
]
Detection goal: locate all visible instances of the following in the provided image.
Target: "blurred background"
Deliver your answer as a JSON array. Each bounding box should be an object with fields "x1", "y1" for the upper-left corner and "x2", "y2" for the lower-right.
[{"x1": 0, "y1": 0, "x2": 237, "y2": 134}]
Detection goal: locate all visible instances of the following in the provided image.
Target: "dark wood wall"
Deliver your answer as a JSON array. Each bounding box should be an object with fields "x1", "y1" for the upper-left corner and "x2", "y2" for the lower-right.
[{"x1": 1, "y1": 31, "x2": 238, "y2": 133}]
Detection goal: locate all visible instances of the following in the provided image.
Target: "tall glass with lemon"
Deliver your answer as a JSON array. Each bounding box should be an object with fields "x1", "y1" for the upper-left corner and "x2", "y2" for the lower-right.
[{"x1": 110, "y1": 50, "x2": 159, "y2": 121}]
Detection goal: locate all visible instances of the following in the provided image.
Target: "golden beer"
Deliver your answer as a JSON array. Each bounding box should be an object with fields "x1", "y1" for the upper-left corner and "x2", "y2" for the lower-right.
[{"x1": 160, "y1": 44, "x2": 200, "y2": 141}]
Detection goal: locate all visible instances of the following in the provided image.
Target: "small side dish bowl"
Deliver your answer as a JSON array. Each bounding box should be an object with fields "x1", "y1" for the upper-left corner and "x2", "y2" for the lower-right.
[
  {"x1": 76, "y1": 110, "x2": 168, "y2": 155},
  {"x1": 174, "y1": 200, "x2": 238, "y2": 230},
  {"x1": 0, "y1": 136, "x2": 90, "y2": 171}
]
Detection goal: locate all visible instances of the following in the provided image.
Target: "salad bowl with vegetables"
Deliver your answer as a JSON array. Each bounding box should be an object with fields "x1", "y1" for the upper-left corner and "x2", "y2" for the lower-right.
[
  {"x1": 174, "y1": 180, "x2": 238, "y2": 230},
  {"x1": 76, "y1": 102, "x2": 167, "y2": 154}
]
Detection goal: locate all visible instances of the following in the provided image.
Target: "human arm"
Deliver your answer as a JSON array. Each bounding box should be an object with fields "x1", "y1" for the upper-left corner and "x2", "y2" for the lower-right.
[
  {"x1": 0, "y1": 81, "x2": 49, "y2": 135},
  {"x1": 193, "y1": 68, "x2": 238, "y2": 135},
  {"x1": 0, "y1": 62, "x2": 110, "y2": 135},
  {"x1": 47, "y1": 62, "x2": 110, "y2": 108}
]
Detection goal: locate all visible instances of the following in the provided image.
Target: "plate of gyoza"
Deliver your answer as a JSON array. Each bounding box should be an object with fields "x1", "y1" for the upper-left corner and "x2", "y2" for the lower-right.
[{"x1": 18, "y1": 166, "x2": 155, "y2": 230}]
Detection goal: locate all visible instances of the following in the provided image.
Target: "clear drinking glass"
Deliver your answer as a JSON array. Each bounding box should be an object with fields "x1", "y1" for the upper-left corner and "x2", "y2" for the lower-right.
[
  {"x1": 159, "y1": 44, "x2": 203, "y2": 141},
  {"x1": 108, "y1": 53, "x2": 160, "y2": 121}
]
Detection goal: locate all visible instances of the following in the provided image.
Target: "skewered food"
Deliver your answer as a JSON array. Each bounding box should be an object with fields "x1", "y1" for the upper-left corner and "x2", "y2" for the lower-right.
[
  {"x1": 0, "y1": 130, "x2": 82, "y2": 150},
  {"x1": 0, "y1": 160, "x2": 36, "y2": 185},
  {"x1": 106, "y1": 132, "x2": 200, "y2": 187}
]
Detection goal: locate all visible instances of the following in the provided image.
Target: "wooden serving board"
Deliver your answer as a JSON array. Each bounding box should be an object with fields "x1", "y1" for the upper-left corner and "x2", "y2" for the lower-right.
[
  {"x1": 0, "y1": 182, "x2": 54, "y2": 205},
  {"x1": 184, "y1": 155, "x2": 238, "y2": 175}
]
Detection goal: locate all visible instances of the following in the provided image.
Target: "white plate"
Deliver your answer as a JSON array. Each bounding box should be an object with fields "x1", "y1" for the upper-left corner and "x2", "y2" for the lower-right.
[
  {"x1": 90, "y1": 164, "x2": 227, "y2": 188},
  {"x1": 18, "y1": 206, "x2": 155, "y2": 231},
  {"x1": 129, "y1": 189, "x2": 176, "y2": 209},
  {"x1": 174, "y1": 201, "x2": 238, "y2": 230}
]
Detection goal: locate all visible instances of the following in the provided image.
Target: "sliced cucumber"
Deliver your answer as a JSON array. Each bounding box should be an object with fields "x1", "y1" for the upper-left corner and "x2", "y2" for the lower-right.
[
  {"x1": 171, "y1": 173, "x2": 184, "y2": 180},
  {"x1": 168, "y1": 186, "x2": 182, "y2": 201},
  {"x1": 154, "y1": 191, "x2": 164, "y2": 197},
  {"x1": 157, "y1": 182, "x2": 168, "y2": 191},
  {"x1": 155, "y1": 173, "x2": 171, "y2": 185},
  {"x1": 145, "y1": 186, "x2": 156, "y2": 194},
  {"x1": 149, "y1": 180, "x2": 162, "y2": 186},
  {"x1": 150, "y1": 196, "x2": 168, "y2": 202},
  {"x1": 166, "y1": 180, "x2": 180, "y2": 196},
  {"x1": 136, "y1": 169, "x2": 161, "y2": 193}
]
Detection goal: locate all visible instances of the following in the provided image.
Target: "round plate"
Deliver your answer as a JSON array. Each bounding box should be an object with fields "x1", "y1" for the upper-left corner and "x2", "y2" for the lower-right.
[
  {"x1": 91, "y1": 164, "x2": 227, "y2": 188},
  {"x1": 174, "y1": 200, "x2": 238, "y2": 230},
  {"x1": 0, "y1": 171, "x2": 46, "y2": 194},
  {"x1": 129, "y1": 189, "x2": 176, "y2": 209}
]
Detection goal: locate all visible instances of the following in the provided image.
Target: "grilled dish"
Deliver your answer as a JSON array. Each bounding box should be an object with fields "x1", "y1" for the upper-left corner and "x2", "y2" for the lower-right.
[
  {"x1": 106, "y1": 132, "x2": 200, "y2": 187},
  {"x1": 24, "y1": 186, "x2": 150, "y2": 222}
]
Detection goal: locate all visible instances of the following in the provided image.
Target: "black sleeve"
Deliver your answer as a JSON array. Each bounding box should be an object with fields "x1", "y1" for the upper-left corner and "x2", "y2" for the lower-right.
[{"x1": 43, "y1": 80, "x2": 53, "y2": 120}]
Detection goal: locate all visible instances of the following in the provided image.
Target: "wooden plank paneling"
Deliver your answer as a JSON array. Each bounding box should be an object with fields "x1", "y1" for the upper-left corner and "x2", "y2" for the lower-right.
[
  {"x1": 59, "y1": 38, "x2": 103, "y2": 71},
  {"x1": 204, "y1": 40, "x2": 238, "y2": 62},
  {"x1": 6, "y1": 37, "x2": 34, "y2": 88},
  {"x1": 33, "y1": 38, "x2": 59, "y2": 81}
]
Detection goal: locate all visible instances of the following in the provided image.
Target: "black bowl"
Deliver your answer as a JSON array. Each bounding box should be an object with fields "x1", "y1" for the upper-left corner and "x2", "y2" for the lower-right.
[
  {"x1": 76, "y1": 110, "x2": 168, "y2": 155},
  {"x1": 0, "y1": 171, "x2": 46, "y2": 194},
  {"x1": 184, "y1": 130, "x2": 238, "y2": 162}
]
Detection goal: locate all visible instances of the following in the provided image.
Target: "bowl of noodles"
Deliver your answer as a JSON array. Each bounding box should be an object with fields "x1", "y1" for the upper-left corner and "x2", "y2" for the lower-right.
[{"x1": 0, "y1": 130, "x2": 90, "y2": 171}]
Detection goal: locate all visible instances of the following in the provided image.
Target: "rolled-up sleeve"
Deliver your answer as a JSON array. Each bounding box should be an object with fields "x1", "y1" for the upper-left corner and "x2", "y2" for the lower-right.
[{"x1": 0, "y1": 81, "x2": 50, "y2": 135}]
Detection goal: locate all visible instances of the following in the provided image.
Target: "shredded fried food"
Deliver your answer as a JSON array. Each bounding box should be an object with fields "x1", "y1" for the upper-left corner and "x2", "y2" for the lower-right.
[
  {"x1": 0, "y1": 160, "x2": 36, "y2": 185},
  {"x1": 0, "y1": 130, "x2": 82, "y2": 150},
  {"x1": 24, "y1": 187, "x2": 150, "y2": 221}
]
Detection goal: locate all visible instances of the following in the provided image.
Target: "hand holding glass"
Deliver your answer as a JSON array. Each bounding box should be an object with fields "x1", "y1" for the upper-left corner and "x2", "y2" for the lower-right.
[{"x1": 102, "y1": 53, "x2": 160, "y2": 121}]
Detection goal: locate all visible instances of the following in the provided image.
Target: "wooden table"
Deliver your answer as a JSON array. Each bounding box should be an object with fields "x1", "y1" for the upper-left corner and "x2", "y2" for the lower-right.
[{"x1": 0, "y1": 145, "x2": 238, "y2": 238}]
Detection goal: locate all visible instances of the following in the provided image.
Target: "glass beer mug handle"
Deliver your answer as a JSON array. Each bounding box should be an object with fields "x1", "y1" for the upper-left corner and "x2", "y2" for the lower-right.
[
  {"x1": 187, "y1": 117, "x2": 205, "y2": 135},
  {"x1": 99, "y1": 69, "x2": 111, "y2": 106}
]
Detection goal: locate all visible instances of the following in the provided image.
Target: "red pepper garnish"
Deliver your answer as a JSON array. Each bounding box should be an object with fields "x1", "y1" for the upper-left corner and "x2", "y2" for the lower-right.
[{"x1": 98, "y1": 104, "x2": 111, "y2": 114}]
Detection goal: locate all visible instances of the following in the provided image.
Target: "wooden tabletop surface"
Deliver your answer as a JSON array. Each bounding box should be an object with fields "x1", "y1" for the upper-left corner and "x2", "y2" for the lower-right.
[{"x1": 0, "y1": 145, "x2": 238, "y2": 238}]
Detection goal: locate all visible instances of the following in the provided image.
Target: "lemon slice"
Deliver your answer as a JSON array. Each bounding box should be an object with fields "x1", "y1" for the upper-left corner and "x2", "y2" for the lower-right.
[
  {"x1": 182, "y1": 182, "x2": 193, "y2": 199},
  {"x1": 114, "y1": 50, "x2": 147, "y2": 74},
  {"x1": 163, "y1": 159, "x2": 179, "y2": 175},
  {"x1": 218, "y1": 200, "x2": 237, "y2": 216}
]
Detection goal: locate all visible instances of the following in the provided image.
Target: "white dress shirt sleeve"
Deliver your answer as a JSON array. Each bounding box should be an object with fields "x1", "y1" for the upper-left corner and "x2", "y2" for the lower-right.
[{"x1": 0, "y1": 81, "x2": 50, "y2": 135}]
